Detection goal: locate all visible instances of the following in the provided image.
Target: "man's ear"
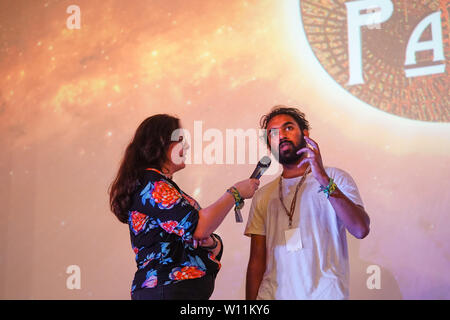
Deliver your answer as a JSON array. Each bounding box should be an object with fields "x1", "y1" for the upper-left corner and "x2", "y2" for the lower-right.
[{"x1": 303, "y1": 129, "x2": 309, "y2": 137}]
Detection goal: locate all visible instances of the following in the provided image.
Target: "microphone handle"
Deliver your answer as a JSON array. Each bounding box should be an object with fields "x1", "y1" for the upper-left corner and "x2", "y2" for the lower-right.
[
  {"x1": 250, "y1": 166, "x2": 262, "y2": 179},
  {"x1": 237, "y1": 163, "x2": 268, "y2": 223},
  {"x1": 250, "y1": 166, "x2": 268, "y2": 180}
]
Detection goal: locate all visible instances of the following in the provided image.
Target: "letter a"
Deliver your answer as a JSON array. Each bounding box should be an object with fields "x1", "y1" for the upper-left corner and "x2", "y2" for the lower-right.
[
  {"x1": 366, "y1": 265, "x2": 381, "y2": 290},
  {"x1": 66, "y1": 265, "x2": 81, "y2": 290},
  {"x1": 405, "y1": 11, "x2": 445, "y2": 77},
  {"x1": 66, "y1": 5, "x2": 81, "y2": 30}
]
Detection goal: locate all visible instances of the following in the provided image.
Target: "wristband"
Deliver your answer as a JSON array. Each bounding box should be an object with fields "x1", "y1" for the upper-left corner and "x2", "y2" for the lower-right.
[
  {"x1": 201, "y1": 234, "x2": 218, "y2": 250},
  {"x1": 318, "y1": 178, "x2": 337, "y2": 199},
  {"x1": 227, "y1": 186, "x2": 244, "y2": 209}
]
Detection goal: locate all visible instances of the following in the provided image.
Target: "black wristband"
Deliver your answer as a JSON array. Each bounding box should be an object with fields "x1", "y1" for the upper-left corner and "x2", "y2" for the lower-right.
[{"x1": 201, "y1": 234, "x2": 218, "y2": 250}]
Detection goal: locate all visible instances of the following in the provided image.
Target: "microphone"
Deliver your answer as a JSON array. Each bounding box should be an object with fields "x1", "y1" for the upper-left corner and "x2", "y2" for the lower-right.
[
  {"x1": 250, "y1": 156, "x2": 272, "y2": 179},
  {"x1": 235, "y1": 156, "x2": 272, "y2": 223}
]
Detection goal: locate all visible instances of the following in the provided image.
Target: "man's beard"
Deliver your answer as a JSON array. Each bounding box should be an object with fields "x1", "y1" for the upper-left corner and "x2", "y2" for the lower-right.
[{"x1": 275, "y1": 137, "x2": 307, "y2": 165}]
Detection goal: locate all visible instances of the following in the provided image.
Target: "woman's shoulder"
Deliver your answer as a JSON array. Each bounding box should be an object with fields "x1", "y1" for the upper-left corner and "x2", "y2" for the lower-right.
[
  {"x1": 134, "y1": 168, "x2": 202, "y2": 213},
  {"x1": 142, "y1": 168, "x2": 166, "y2": 180}
]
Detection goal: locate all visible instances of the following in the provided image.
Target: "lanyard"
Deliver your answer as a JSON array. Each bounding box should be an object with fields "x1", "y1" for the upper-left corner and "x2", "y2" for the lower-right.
[{"x1": 278, "y1": 166, "x2": 310, "y2": 228}]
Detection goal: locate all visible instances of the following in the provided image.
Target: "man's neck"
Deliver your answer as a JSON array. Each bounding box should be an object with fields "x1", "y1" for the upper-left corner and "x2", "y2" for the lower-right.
[{"x1": 281, "y1": 160, "x2": 309, "y2": 179}]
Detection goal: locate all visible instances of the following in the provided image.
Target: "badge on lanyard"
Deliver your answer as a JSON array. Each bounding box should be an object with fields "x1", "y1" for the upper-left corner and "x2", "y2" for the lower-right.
[
  {"x1": 284, "y1": 228, "x2": 303, "y2": 252},
  {"x1": 279, "y1": 167, "x2": 310, "y2": 252}
]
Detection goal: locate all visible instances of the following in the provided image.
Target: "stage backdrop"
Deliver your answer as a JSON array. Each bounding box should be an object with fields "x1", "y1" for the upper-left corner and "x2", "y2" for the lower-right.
[{"x1": 0, "y1": 0, "x2": 448, "y2": 299}]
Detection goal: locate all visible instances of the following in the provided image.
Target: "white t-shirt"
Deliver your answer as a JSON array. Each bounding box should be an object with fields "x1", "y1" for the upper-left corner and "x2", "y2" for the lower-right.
[{"x1": 244, "y1": 167, "x2": 364, "y2": 300}]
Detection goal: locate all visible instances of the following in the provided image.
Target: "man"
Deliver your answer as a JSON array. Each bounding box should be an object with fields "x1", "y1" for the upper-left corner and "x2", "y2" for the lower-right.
[{"x1": 245, "y1": 106, "x2": 370, "y2": 300}]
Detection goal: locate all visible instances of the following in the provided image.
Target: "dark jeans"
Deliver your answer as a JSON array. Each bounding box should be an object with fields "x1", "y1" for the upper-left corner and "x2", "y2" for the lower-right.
[{"x1": 131, "y1": 273, "x2": 215, "y2": 300}]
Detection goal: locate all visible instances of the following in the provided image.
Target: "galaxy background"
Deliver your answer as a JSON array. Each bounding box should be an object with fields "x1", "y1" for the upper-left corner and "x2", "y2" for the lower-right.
[{"x1": 0, "y1": 0, "x2": 449, "y2": 299}]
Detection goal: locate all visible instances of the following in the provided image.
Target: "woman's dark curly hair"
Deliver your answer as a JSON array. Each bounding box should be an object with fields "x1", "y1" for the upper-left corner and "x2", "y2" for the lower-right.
[
  {"x1": 260, "y1": 105, "x2": 310, "y2": 146},
  {"x1": 109, "y1": 114, "x2": 180, "y2": 223}
]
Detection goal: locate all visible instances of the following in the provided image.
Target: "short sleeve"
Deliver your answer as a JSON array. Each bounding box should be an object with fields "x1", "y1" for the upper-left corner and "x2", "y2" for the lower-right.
[
  {"x1": 244, "y1": 191, "x2": 266, "y2": 237},
  {"x1": 137, "y1": 178, "x2": 199, "y2": 242},
  {"x1": 327, "y1": 168, "x2": 364, "y2": 208}
]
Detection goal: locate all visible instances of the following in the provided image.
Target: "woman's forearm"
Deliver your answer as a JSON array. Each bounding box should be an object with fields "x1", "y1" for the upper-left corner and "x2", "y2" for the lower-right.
[
  {"x1": 193, "y1": 178, "x2": 259, "y2": 239},
  {"x1": 193, "y1": 191, "x2": 235, "y2": 239}
]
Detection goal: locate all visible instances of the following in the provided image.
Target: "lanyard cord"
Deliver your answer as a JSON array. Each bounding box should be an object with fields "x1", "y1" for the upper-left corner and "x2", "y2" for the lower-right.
[{"x1": 278, "y1": 166, "x2": 310, "y2": 228}]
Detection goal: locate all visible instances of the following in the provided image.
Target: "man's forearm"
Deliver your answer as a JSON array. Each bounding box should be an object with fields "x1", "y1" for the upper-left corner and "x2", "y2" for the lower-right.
[
  {"x1": 246, "y1": 263, "x2": 265, "y2": 300},
  {"x1": 328, "y1": 187, "x2": 370, "y2": 239}
]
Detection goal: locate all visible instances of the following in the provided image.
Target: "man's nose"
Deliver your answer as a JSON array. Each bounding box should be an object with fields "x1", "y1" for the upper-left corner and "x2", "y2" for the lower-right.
[{"x1": 278, "y1": 129, "x2": 288, "y2": 140}]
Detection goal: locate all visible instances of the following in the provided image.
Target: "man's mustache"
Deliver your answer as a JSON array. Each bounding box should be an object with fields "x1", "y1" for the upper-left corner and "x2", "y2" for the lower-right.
[
  {"x1": 278, "y1": 138, "x2": 307, "y2": 152},
  {"x1": 279, "y1": 140, "x2": 294, "y2": 148}
]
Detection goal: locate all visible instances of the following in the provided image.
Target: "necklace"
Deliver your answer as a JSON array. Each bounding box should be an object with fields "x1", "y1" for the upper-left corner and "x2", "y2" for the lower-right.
[
  {"x1": 278, "y1": 166, "x2": 311, "y2": 228},
  {"x1": 146, "y1": 167, "x2": 173, "y2": 180},
  {"x1": 161, "y1": 167, "x2": 173, "y2": 180}
]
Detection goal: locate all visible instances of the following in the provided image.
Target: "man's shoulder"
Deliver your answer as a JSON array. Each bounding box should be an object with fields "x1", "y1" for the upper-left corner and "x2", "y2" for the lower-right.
[
  {"x1": 324, "y1": 166, "x2": 360, "y2": 191},
  {"x1": 324, "y1": 166, "x2": 352, "y2": 179},
  {"x1": 253, "y1": 176, "x2": 280, "y2": 200}
]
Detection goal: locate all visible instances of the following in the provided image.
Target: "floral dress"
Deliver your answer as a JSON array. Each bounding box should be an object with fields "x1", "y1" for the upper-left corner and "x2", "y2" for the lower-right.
[{"x1": 128, "y1": 168, "x2": 222, "y2": 295}]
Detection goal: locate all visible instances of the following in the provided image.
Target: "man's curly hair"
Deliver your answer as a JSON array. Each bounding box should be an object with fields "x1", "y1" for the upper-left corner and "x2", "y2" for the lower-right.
[{"x1": 260, "y1": 106, "x2": 310, "y2": 146}]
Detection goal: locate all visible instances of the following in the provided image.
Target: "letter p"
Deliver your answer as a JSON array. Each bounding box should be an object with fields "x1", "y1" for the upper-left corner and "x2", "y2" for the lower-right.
[{"x1": 345, "y1": 0, "x2": 393, "y2": 85}]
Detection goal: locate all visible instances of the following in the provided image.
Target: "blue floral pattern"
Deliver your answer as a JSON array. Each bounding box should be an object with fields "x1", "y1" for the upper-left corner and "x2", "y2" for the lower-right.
[{"x1": 128, "y1": 169, "x2": 222, "y2": 295}]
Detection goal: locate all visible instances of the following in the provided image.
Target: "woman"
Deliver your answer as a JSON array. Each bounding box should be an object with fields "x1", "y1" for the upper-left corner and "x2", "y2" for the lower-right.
[{"x1": 109, "y1": 114, "x2": 259, "y2": 300}]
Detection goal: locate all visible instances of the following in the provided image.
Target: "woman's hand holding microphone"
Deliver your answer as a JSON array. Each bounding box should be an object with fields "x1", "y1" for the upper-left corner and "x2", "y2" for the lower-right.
[
  {"x1": 193, "y1": 178, "x2": 260, "y2": 248},
  {"x1": 233, "y1": 178, "x2": 260, "y2": 199}
]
